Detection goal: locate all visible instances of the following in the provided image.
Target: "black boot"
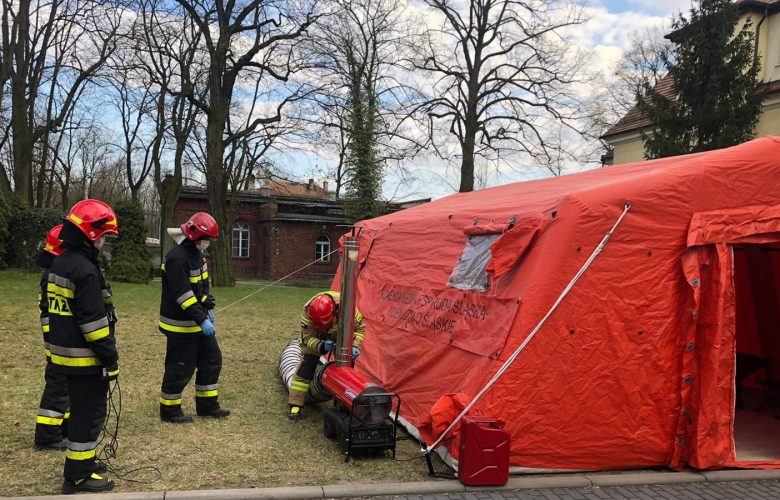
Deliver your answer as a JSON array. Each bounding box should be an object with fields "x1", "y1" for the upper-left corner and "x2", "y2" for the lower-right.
[
  {"x1": 35, "y1": 439, "x2": 67, "y2": 451},
  {"x1": 161, "y1": 412, "x2": 194, "y2": 424},
  {"x1": 62, "y1": 473, "x2": 114, "y2": 494},
  {"x1": 197, "y1": 407, "x2": 230, "y2": 418}
]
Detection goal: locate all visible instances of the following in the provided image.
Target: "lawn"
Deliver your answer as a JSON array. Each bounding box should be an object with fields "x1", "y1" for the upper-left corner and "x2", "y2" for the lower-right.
[{"x1": 0, "y1": 270, "x2": 443, "y2": 496}]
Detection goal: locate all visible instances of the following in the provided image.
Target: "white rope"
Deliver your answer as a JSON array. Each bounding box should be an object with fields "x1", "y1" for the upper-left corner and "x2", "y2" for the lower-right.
[
  {"x1": 423, "y1": 201, "x2": 632, "y2": 454},
  {"x1": 214, "y1": 248, "x2": 341, "y2": 314}
]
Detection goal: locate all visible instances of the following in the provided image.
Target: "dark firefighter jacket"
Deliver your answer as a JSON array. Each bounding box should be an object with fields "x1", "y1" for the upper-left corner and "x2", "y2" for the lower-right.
[
  {"x1": 159, "y1": 240, "x2": 212, "y2": 336},
  {"x1": 47, "y1": 246, "x2": 118, "y2": 374},
  {"x1": 39, "y1": 269, "x2": 52, "y2": 358},
  {"x1": 300, "y1": 291, "x2": 365, "y2": 354}
]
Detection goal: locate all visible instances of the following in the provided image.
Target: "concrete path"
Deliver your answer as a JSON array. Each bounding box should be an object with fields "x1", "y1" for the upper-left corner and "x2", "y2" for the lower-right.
[{"x1": 5, "y1": 469, "x2": 780, "y2": 500}]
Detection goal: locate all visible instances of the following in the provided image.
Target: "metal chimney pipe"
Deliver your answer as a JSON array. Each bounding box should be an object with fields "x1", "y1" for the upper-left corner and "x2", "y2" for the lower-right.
[{"x1": 335, "y1": 235, "x2": 360, "y2": 367}]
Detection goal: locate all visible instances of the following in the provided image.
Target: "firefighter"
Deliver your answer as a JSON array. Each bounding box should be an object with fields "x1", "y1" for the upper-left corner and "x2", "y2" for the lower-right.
[
  {"x1": 288, "y1": 291, "x2": 365, "y2": 420},
  {"x1": 34, "y1": 224, "x2": 70, "y2": 450},
  {"x1": 158, "y1": 212, "x2": 229, "y2": 423},
  {"x1": 48, "y1": 200, "x2": 119, "y2": 494}
]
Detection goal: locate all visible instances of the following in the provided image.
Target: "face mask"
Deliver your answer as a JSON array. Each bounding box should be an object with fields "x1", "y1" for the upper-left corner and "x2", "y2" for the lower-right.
[
  {"x1": 93, "y1": 236, "x2": 106, "y2": 250},
  {"x1": 196, "y1": 239, "x2": 211, "y2": 252}
]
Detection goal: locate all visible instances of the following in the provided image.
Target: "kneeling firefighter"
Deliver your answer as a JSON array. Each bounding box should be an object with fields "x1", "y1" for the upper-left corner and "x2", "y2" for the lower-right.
[
  {"x1": 48, "y1": 200, "x2": 120, "y2": 494},
  {"x1": 288, "y1": 291, "x2": 365, "y2": 420},
  {"x1": 158, "y1": 212, "x2": 229, "y2": 423},
  {"x1": 34, "y1": 224, "x2": 70, "y2": 451}
]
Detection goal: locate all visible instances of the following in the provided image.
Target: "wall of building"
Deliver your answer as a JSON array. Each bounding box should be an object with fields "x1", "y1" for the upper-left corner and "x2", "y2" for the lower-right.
[
  {"x1": 261, "y1": 220, "x2": 343, "y2": 282},
  {"x1": 610, "y1": 132, "x2": 646, "y2": 165}
]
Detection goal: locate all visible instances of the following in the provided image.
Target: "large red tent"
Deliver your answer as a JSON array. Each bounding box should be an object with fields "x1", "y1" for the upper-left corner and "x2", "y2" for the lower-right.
[{"x1": 347, "y1": 137, "x2": 780, "y2": 471}]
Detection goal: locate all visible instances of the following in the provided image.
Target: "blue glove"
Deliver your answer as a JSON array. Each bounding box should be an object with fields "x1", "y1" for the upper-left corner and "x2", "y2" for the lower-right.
[
  {"x1": 352, "y1": 347, "x2": 360, "y2": 360},
  {"x1": 200, "y1": 319, "x2": 215, "y2": 336},
  {"x1": 208, "y1": 310, "x2": 216, "y2": 324},
  {"x1": 323, "y1": 340, "x2": 335, "y2": 352}
]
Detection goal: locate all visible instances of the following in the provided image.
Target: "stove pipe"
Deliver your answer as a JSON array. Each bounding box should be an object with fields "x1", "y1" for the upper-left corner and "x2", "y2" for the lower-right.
[{"x1": 335, "y1": 235, "x2": 360, "y2": 367}]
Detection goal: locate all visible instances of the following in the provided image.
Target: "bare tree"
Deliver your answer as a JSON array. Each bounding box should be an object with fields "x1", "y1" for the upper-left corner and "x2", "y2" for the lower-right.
[
  {"x1": 160, "y1": 0, "x2": 317, "y2": 286},
  {"x1": 413, "y1": 0, "x2": 587, "y2": 192},
  {"x1": 137, "y1": 0, "x2": 205, "y2": 257},
  {"x1": 301, "y1": 0, "x2": 422, "y2": 204},
  {"x1": 1, "y1": 0, "x2": 125, "y2": 206},
  {"x1": 590, "y1": 26, "x2": 671, "y2": 139}
]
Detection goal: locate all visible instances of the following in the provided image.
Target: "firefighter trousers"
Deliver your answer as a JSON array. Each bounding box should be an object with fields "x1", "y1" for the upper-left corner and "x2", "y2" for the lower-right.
[
  {"x1": 64, "y1": 374, "x2": 108, "y2": 482},
  {"x1": 288, "y1": 344, "x2": 320, "y2": 407},
  {"x1": 35, "y1": 359, "x2": 70, "y2": 445},
  {"x1": 160, "y1": 335, "x2": 222, "y2": 417}
]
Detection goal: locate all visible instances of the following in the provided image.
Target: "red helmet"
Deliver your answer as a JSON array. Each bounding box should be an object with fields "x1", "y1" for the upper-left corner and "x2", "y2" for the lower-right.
[
  {"x1": 66, "y1": 199, "x2": 118, "y2": 241},
  {"x1": 181, "y1": 212, "x2": 219, "y2": 240},
  {"x1": 307, "y1": 293, "x2": 337, "y2": 331},
  {"x1": 44, "y1": 224, "x2": 64, "y2": 256}
]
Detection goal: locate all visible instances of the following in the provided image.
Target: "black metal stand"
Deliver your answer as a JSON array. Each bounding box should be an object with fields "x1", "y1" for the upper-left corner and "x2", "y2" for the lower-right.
[{"x1": 323, "y1": 392, "x2": 401, "y2": 462}]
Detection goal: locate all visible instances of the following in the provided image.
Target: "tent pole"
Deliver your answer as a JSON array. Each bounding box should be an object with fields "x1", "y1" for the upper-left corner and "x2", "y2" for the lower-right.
[{"x1": 423, "y1": 201, "x2": 632, "y2": 455}]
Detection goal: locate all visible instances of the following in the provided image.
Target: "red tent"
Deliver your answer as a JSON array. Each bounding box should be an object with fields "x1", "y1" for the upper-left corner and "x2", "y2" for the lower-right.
[{"x1": 348, "y1": 137, "x2": 780, "y2": 472}]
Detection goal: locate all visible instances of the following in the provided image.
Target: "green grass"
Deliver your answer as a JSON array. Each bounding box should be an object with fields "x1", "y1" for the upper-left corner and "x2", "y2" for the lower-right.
[{"x1": 0, "y1": 270, "x2": 443, "y2": 496}]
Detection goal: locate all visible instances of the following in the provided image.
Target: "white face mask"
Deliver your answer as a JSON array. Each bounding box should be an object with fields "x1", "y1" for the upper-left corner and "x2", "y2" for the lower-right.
[
  {"x1": 196, "y1": 239, "x2": 211, "y2": 252},
  {"x1": 93, "y1": 236, "x2": 106, "y2": 250}
]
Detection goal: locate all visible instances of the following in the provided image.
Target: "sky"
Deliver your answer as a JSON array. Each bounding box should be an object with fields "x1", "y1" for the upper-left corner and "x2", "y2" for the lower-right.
[{"x1": 279, "y1": 0, "x2": 689, "y2": 202}]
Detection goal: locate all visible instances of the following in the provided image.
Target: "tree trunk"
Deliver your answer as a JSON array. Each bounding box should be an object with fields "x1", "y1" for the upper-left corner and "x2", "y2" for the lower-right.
[
  {"x1": 459, "y1": 137, "x2": 475, "y2": 192},
  {"x1": 11, "y1": 72, "x2": 33, "y2": 207},
  {"x1": 205, "y1": 110, "x2": 234, "y2": 287}
]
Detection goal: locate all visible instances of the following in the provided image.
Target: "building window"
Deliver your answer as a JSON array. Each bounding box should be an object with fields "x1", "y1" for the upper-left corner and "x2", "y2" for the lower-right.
[
  {"x1": 232, "y1": 221, "x2": 250, "y2": 258},
  {"x1": 315, "y1": 235, "x2": 331, "y2": 262}
]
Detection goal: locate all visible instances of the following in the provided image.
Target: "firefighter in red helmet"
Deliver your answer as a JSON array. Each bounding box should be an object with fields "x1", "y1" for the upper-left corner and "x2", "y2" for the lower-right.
[
  {"x1": 158, "y1": 212, "x2": 229, "y2": 423},
  {"x1": 288, "y1": 291, "x2": 365, "y2": 419},
  {"x1": 48, "y1": 200, "x2": 119, "y2": 494},
  {"x1": 34, "y1": 224, "x2": 70, "y2": 451}
]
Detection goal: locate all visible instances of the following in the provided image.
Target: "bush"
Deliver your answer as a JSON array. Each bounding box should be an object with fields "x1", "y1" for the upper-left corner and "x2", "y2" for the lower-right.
[
  {"x1": 4, "y1": 206, "x2": 64, "y2": 270},
  {"x1": 108, "y1": 199, "x2": 151, "y2": 284},
  {"x1": 0, "y1": 198, "x2": 18, "y2": 269}
]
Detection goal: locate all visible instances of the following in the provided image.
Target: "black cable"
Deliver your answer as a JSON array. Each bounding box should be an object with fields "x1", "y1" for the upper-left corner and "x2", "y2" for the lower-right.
[{"x1": 95, "y1": 379, "x2": 162, "y2": 484}]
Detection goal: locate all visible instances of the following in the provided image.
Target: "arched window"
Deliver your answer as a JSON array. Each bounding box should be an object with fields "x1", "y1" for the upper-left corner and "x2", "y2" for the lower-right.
[
  {"x1": 315, "y1": 235, "x2": 331, "y2": 262},
  {"x1": 232, "y1": 221, "x2": 250, "y2": 258}
]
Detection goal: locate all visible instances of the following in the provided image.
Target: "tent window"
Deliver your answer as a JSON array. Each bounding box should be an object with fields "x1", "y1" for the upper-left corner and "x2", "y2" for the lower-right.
[{"x1": 448, "y1": 233, "x2": 502, "y2": 291}]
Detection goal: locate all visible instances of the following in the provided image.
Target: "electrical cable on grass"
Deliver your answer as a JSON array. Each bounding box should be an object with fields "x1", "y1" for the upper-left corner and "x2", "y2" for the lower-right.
[{"x1": 96, "y1": 380, "x2": 162, "y2": 484}]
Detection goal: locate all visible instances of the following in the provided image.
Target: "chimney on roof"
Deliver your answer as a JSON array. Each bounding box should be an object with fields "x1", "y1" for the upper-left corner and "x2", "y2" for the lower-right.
[{"x1": 307, "y1": 178, "x2": 314, "y2": 191}]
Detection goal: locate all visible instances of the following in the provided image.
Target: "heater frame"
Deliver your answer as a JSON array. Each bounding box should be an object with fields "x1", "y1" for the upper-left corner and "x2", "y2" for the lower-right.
[{"x1": 323, "y1": 392, "x2": 401, "y2": 462}]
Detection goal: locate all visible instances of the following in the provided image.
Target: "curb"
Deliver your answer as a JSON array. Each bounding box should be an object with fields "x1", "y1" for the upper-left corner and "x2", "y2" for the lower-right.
[{"x1": 6, "y1": 469, "x2": 780, "y2": 499}]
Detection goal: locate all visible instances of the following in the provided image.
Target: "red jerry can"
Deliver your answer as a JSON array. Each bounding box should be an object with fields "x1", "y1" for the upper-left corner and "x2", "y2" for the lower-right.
[{"x1": 457, "y1": 416, "x2": 510, "y2": 486}]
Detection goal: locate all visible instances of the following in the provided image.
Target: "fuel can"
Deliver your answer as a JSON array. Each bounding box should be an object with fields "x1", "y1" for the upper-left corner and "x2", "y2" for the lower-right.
[{"x1": 457, "y1": 416, "x2": 510, "y2": 486}]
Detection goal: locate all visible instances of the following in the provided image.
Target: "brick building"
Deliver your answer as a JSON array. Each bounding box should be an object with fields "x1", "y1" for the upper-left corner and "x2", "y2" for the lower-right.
[{"x1": 173, "y1": 181, "x2": 428, "y2": 283}]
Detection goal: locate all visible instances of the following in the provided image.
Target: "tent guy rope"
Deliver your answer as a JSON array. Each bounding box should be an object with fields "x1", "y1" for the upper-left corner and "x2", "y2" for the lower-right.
[
  {"x1": 422, "y1": 201, "x2": 632, "y2": 454},
  {"x1": 214, "y1": 248, "x2": 341, "y2": 314}
]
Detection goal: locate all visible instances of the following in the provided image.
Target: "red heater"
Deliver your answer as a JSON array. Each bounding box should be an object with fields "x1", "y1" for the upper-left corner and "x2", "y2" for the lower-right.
[{"x1": 457, "y1": 416, "x2": 510, "y2": 486}]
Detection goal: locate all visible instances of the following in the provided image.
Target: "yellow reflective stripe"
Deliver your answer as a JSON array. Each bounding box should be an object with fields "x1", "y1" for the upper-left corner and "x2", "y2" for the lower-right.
[
  {"x1": 305, "y1": 338, "x2": 319, "y2": 349},
  {"x1": 161, "y1": 263, "x2": 166, "y2": 271},
  {"x1": 200, "y1": 295, "x2": 208, "y2": 302},
  {"x1": 37, "y1": 415, "x2": 64, "y2": 425},
  {"x1": 195, "y1": 390, "x2": 218, "y2": 397},
  {"x1": 290, "y1": 381, "x2": 309, "y2": 392},
  {"x1": 64, "y1": 411, "x2": 70, "y2": 419},
  {"x1": 66, "y1": 449, "x2": 95, "y2": 461},
  {"x1": 47, "y1": 283, "x2": 74, "y2": 299},
  {"x1": 68, "y1": 214, "x2": 83, "y2": 225},
  {"x1": 83, "y1": 327, "x2": 109, "y2": 342},
  {"x1": 188, "y1": 273, "x2": 208, "y2": 283},
  {"x1": 159, "y1": 321, "x2": 201, "y2": 333},
  {"x1": 37, "y1": 293, "x2": 42, "y2": 301},
  {"x1": 181, "y1": 296, "x2": 198, "y2": 309},
  {"x1": 44, "y1": 349, "x2": 52, "y2": 357},
  {"x1": 50, "y1": 354, "x2": 102, "y2": 367},
  {"x1": 159, "y1": 397, "x2": 183, "y2": 406},
  {"x1": 42, "y1": 325, "x2": 50, "y2": 333}
]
